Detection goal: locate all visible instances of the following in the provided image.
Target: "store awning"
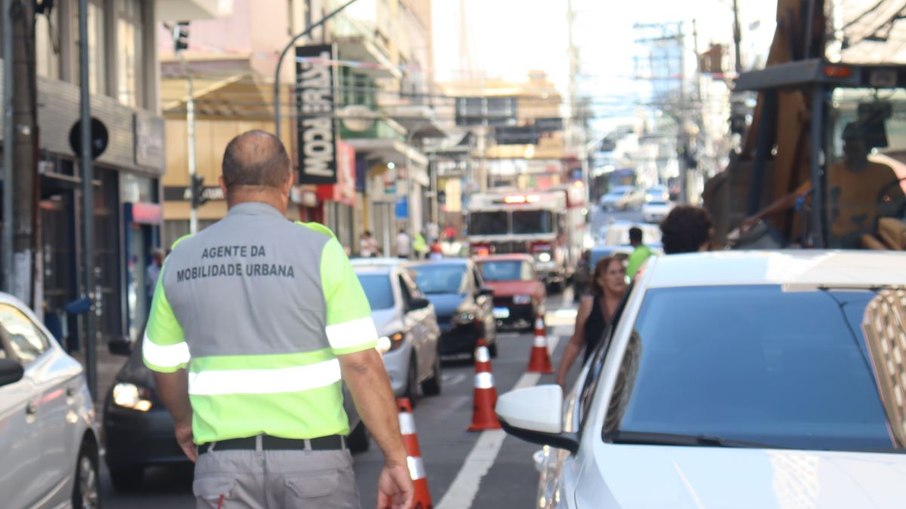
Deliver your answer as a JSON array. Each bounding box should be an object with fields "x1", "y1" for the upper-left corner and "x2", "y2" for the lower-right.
[
  {"x1": 345, "y1": 138, "x2": 428, "y2": 169},
  {"x1": 160, "y1": 58, "x2": 273, "y2": 119}
]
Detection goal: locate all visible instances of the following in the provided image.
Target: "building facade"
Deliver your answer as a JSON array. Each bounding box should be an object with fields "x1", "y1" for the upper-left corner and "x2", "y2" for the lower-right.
[{"x1": 158, "y1": 0, "x2": 444, "y2": 258}]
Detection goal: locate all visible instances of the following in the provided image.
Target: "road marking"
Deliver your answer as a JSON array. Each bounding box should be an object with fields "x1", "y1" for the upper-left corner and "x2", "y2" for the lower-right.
[{"x1": 436, "y1": 336, "x2": 561, "y2": 509}]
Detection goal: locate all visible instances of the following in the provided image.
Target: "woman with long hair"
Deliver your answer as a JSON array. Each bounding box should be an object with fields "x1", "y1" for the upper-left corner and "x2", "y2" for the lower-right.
[{"x1": 555, "y1": 256, "x2": 628, "y2": 390}]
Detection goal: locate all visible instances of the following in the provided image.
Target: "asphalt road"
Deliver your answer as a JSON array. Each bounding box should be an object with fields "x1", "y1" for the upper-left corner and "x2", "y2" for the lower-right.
[{"x1": 97, "y1": 292, "x2": 581, "y2": 509}]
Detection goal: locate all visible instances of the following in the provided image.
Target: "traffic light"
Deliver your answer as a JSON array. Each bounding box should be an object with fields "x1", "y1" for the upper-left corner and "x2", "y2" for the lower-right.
[
  {"x1": 173, "y1": 21, "x2": 190, "y2": 52},
  {"x1": 190, "y1": 175, "x2": 208, "y2": 208}
]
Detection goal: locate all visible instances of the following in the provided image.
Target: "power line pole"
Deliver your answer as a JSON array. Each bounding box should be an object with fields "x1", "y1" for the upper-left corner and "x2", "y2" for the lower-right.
[
  {"x1": 10, "y1": 0, "x2": 39, "y2": 307},
  {"x1": 2, "y1": 0, "x2": 14, "y2": 294},
  {"x1": 732, "y1": 0, "x2": 742, "y2": 73}
]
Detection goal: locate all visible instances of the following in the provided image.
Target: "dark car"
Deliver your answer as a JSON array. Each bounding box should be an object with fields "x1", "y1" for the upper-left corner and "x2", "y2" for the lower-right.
[
  {"x1": 405, "y1": 259, "x2": 498, "y2": 358},
  {"x1": 103, "y1": 340, "x2": 369, "y2": 491},
  {"x1": 474, "y1": 254, "x2": 546, "y2": 331}
]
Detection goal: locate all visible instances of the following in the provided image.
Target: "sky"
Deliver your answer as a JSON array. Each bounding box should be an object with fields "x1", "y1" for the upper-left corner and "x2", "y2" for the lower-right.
[{"x1": 432, "y1": 0, "x2": 778, "y2": 133}]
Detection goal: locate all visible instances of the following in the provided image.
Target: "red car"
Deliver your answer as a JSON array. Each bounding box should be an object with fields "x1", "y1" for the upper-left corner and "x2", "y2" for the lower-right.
[{"x1": 474, "y1": 254, "x2": 546, "y2": 331}]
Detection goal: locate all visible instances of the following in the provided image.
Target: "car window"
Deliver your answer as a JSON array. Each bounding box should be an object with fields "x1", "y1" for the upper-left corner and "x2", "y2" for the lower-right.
[
  {"x1": 356, "y1": 273, "x2": 395, "y2": 311},
  {"x1": 408, "y1": 265, "x2": 466, "y2": 294},
  {"x1": 479, "y1": 260, "x2": 533, "y2": 282},
  {"x1": 577, "y1": 283, "x2": 633, "y2": 431},
  {"x1": 521, "y1": 261, "x2": 535, "y2": 280},
  {"x1": 0, "y1": 303, "x2": 51, "y2": 365},
  {"x1": 607, "y1": 285, "x2": 904, "y2": 452}
]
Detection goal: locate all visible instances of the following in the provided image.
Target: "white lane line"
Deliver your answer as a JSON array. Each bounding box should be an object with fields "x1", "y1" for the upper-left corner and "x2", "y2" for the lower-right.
[{"x1": 436, "y1": 336, "x2": 561, "y2": 509}]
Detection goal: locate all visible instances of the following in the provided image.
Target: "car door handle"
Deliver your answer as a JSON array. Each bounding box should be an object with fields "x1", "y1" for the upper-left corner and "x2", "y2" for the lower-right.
[
  {"x1": 66, "y1": 386, "x2": 76, "y2": 398},
  {"x1": 26, "y1": 402, "x2": 37, "y2": 416}
]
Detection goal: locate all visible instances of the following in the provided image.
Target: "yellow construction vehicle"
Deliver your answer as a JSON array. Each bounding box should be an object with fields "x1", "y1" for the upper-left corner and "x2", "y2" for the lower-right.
[{"x1": 703, "y1": 0, "x2": 906, "y2": 250}]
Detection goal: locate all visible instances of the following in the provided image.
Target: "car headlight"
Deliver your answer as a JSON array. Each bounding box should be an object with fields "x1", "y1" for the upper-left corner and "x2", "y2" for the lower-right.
[
  {"x1": 452, "y1": 312, "x2": 476, "y2": 325},
  {"x1": 376, "y1": 331, "x2": 405, "y2": 354},
  {"x1": 513, "y1": 294, "x2": 532, "y2": 305},
  {"x1": 537, "y1": 252, "x2": 551, "y2": 262},
  {"x1": 112, "y1": 383, "x2": 153, "y2": 412}
]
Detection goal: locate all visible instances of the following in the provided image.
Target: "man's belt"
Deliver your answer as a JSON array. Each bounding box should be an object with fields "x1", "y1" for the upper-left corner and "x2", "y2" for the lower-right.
[{"x1": 199, "y1": 434, "x2": 346, "y2": 455}]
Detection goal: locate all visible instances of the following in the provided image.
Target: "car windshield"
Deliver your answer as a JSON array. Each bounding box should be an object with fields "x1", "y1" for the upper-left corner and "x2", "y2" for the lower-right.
[
  {"x1": 479, "y1": 260, "x2": 532, "y2": 281},
  {"x1": 512, "y1": 210, "x2": 554, "y2": 234},
  {"x1": 468, "y1": 211, "x2": 507, "y2": 235},
  {"x1": 646, "y1": 200, "x2": 668, "y2": 206},
  {"x1": 356, "y1": 273, "x2": 395, "y2": 310},
  {"x1": 408, "y1": 265, "x2": 466, "y2": 294},
  {"x1": 612, "y1": 285, "x2": 906, "y2": 452}
]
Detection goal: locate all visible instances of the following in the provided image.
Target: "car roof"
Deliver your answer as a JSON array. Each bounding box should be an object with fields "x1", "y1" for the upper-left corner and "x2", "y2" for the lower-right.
[
  {"x1": 474, "y1": 254, "x2": 534, "y2": 263},
  {"x1": 350, "y1": 257, "x2": 405, "y2": 267},
  {"x1": 645, "y1": 250, "x2": 906, "y2": 289}
]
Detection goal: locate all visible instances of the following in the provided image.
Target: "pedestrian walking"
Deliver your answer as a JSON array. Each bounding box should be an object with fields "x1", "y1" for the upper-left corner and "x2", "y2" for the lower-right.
[
  {"x1": 143, "y1": 130, "x2": 413, "y2": 509},
  {"x1": 359, "y1": 230, "x2": 381, "y2": 258},
  {"x1": 626, "y1": 227, "x2": 653, "y2": 279},
  {"x1": 555, "y1": 256, "x2": 628, "y2": 390},
  {"x1": 396, "y1": 229, "x2": 412, "y2": 259}
]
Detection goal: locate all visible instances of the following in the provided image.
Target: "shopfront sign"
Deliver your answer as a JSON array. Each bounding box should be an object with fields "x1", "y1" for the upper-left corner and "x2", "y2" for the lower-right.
[
  {"x1": 295, "y1": 43, "x2": 338, "y2": 185},
  {"x1": 316, "y1": 142, "x2": 356, "y2": 206}
]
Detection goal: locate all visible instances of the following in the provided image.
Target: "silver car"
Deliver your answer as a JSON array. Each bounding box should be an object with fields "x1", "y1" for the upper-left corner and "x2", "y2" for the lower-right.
[
  {"x1": 0, "y1": 292, "x2": 100, "y2": 508},
  {"x1": 353, "y1": 259, "x2": 442, "y2": 405}
]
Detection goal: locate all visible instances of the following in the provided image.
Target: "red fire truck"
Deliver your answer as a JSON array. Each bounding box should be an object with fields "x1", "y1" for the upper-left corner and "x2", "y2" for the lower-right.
[{"x1": 466, "y1": 183, "x2": 587, "y2": 289}]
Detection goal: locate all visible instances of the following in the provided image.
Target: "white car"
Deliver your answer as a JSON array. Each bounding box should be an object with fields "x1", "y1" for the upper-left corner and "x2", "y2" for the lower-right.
[
  {"x1": 644, "y1": 185, "x2": 670, "y2": 202},
  {"x1": 641, "y1": 200, "x2": 674, "y2": 223},
  {"x1": 0, "y1": 292, "x2": 100, "y2": 508},
  {"x1": 498, "y1": 251, "x2": 906, "y2": 509},
  {"x1": 353, "y1": 260, "x2": 442, "y2": 405},
  {"x1": 598, "y1": 186, "x2": 644, "y2": 211}
]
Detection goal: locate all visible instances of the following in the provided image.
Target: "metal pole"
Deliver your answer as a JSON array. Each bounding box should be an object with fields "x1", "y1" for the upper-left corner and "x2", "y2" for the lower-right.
[
  {"x1": 678, "y1": 22, "x2": 688, "y2": 204},
  {"x1": 2, "y1": 0, "x2": 13, "y2": 293},
  {"x1": 180, "y1": 53, "x2": 198, "y2": 234},
  {"x1": 732, "y1": 0, "x2": 742, "y2": 73},
  {"x1": 78, "y1": 0, "x2": 97, "y2": 400},
  {"x1": 809, "y1": 85, "x2": 825, "y2": 248},
  {"x1": 274, "y1": 0, "x2": 360, "y2": 141}
]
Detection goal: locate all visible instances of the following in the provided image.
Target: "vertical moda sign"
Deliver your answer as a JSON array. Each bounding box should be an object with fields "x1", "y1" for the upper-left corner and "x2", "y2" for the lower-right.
[{"x1": 295, "y1": 44, "x2": 338, "y2": 184}]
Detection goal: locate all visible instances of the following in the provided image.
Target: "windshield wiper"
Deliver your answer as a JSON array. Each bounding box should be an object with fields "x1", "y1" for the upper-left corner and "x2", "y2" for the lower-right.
[{"x1": 611, "y1": 430, "x2": 780, "y2": 449}]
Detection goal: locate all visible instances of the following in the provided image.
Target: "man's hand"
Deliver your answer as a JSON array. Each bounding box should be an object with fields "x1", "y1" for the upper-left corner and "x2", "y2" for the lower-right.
[
  {"x1": 739, "y1": 216, "x2": 760, "y2": 234},
  {"x1": 377, "y1": 463, "x2": 414, "y2": 509},
  {"x1": 174, "y1": 418, "x2": 197, "y2": 463}
]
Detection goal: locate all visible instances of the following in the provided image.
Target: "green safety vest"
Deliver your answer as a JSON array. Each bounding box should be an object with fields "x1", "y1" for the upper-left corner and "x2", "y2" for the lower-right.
[{"x1": 143, "y1": 202, "x2": 376, "y2": 444}]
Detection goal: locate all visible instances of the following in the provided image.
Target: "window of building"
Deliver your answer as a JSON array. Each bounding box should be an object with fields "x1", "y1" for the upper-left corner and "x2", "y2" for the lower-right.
[
  {"x1": 35, "y1": 9, "x2": 60, "y2": 79},
  {"x1": 116, "y1": 0, "x2": 143, "y2": 107},
  {"x1": 72, "y1": 0, "x2": 107, "y2": 95}
]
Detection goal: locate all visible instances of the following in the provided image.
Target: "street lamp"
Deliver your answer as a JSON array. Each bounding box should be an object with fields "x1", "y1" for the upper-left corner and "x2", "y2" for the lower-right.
[{"x1": 273, "y1": 0, "x2": 360, "y2": 141}]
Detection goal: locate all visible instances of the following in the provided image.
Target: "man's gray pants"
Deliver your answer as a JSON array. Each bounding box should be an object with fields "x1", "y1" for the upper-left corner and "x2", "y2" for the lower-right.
[{"x1": 193, "y1": 446, "x2": 360, "y2": 508}]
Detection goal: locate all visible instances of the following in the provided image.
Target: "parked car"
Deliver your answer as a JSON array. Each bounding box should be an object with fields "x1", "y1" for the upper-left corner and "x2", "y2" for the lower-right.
[
  {"x1": 599, "y1": 186, "x2": 644, "y2": 211},
  {"x1": 498, "y1": 251, "x2": 906, "y2": 509},
  {"x1": 405, "y1": 259, "x2": 498, "y2": 358},
  {"x1": 353, "y1": 259, "x2": 442, "y2": 405},
  {"x1": 0, "y1": 292, "x2": 100, "y2": 508},
  {"x1": 641, "y1": 200, "x2": 674, "y2": 223},
  {"x1": 475, "y1": 254, "x2": 546, "y2": 331},
  {"x1": 644, "y1": 185, "x2": 670, "y2": 202}
]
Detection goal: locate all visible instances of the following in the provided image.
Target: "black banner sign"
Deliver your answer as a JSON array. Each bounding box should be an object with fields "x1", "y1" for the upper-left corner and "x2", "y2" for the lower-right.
[{"x1": 295, "y1": 44, "x2": 338, "y2": 185}]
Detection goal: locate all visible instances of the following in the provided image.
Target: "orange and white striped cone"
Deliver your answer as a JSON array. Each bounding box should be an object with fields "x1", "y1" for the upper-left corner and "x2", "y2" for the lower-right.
[
  {"x1": 397, "y1": 398, "x2": 433, "y2": 509},
  {"x1": 468, "y1": 339, "x2": 501, "y2": 431},
  {"x1": 526, "y1": 314, "x2": 553, "y2": 373}
]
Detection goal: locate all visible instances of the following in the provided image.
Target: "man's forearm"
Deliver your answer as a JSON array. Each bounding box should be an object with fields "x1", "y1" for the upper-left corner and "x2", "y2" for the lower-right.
[
  {"x1": 340, "y1": 350, "x2": 408, "y2": 466},
  {"x1": 153, "y1": 369, "x2": 193, "y2": 425}
]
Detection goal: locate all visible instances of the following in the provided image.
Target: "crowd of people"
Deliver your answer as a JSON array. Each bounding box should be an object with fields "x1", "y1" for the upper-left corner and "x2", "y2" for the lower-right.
[{"x1": 356, "y1": 224, "x2": 456, "y2": 260}]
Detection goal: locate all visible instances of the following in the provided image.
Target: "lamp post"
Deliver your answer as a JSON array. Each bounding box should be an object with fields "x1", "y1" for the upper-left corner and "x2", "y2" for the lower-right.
[{"x1": 273, "y1": 0, "x2": 360, "y2": 141}]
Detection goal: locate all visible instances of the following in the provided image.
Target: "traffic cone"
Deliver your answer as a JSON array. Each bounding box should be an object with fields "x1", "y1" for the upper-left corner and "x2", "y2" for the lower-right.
[
  {"x1": 526, "y1": 314, "x2": 553, "y2": 374},
  {"x1": 468, "y1": 339, "x2": 501, "y2": 431},
  {"x1": 397, "y1": 398, "x2": 433, "y2": 509}
]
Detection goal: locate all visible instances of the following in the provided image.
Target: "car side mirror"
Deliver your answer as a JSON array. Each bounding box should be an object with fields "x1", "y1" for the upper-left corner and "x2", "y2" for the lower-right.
[
  {"x1": 108, "y1": 336, "x2": 133, "y2": 356},
  {"x1": 478, "y1": 287, "x2": 494, "y2": 297},
  {"x1": 0, "y1": 358, "x2": 25, "y2": 387},
  {"x1": 496, "y1": 384, "x2": 579, "y2": 453},
  {"x1": 409, "y1": 297, "x2": 431, "y2": 311}
]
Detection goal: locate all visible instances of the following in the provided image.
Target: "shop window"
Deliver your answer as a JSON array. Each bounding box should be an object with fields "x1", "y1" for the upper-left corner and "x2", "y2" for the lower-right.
[{"x1": 72, "y1": 0, "x2": 107, "y2": 95}]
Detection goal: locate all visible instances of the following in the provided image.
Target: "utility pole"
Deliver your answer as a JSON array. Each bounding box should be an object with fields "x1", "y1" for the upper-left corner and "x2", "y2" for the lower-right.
[
  {"x1": 2, "y1": 0, "x2": 14, "y2": 294},
  {"x1": 732, "y1": 0, "x2": 742, "y2": 73},
  {"x1": 678, "y1": 22, "x2": 688, "y2": 205},
  {"x1": 10, "y1": 0, "x2": 39, "y2": 307},
  {"x1": 566, "y1": 0, "x2": 588, "y2": 196},
  {"x1": 78, "y1": 0, "x2": 98, "y2": 399},
  {"x1": 173, "y1": 22, "x2": 201, "y2": 234}
]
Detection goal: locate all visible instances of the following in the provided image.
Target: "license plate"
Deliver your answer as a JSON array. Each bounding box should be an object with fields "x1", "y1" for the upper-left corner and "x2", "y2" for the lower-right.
[{"x1": 493, "y1": 307, "x2": 510, "y2": 319}]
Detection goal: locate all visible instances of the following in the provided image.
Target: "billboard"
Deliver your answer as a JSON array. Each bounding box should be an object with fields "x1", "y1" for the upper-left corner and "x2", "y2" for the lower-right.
[{"x1": 295, "y1": 44, "x2": 338, "y2": 184}]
